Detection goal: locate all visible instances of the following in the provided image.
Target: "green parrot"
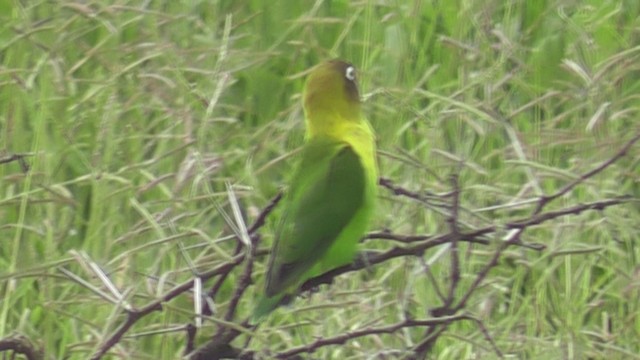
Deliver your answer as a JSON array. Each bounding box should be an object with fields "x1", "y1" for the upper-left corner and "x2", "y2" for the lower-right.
[{"x1": 253, "y1": 59, "x2": 377, "y2": 321}]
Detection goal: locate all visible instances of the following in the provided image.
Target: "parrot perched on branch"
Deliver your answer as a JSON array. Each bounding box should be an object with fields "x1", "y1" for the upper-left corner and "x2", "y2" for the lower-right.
[{"x1": 253, "y1": 60, "x2": 377, "y2": 321}]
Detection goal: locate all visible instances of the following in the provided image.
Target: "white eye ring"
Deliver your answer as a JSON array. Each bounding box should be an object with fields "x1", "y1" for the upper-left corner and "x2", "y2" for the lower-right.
[{"x1": 345, "y1": 66, "x2": 356, "y2": 81}]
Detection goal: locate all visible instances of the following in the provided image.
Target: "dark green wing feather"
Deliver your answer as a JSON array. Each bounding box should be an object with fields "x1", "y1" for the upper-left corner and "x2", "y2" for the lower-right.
[{"x1": 265, "y1": 137, "x2": 365, "y2": 297}]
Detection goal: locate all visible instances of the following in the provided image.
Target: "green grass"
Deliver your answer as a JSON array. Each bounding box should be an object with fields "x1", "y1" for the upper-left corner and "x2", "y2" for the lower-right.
[{"x1": 1, "y1": 0, "x2": 639, "y2": 359}]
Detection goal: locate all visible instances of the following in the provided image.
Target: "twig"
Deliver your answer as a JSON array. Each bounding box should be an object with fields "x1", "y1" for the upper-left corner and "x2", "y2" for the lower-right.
[
  {"x1": 408, "y1": 316, "x2": 503, "y2": 359},
  {"x1": 186, "y1": 320, "x2": 254, "y2": 360},
  {"x1": 140, "y1": 194, "x2": 280, "y2": 360},
  {"x1": 0, "y1": 334, "x2": 43, "y2": 360},
  {"x1": 507, "y1": 196, "x2": 632, "y2": 229},
  {"x1": 247, "y1": 192, "x2": 283, "y2": 235},
  {"x1": 184, "y1": 323, "x2": 197, "y2": 356},
  {"x1": 301, "y1": 196, "x2": 628, "y2": 293},
  {"x1": 534, "y1": 132, "x2": 640, "y2": 213},
  {"x1": 445, "y1": 171, "x2": 461, "y2": 308},
  {"x1": 365, "y1": 231, "x2": 436, "y2": 243},
  {"x1": 0, "y1": 153, "x2": 32, "y2": 172},
  {"x1": 222, "y1": 245, "x2": 256, "y2": 323},
  {"x1": 405, "y1": 326, "x2": 447, "y2": 360},
  {"x1": 379, "y1": 177, "x2": 427, "y2": 201},
  {"x1": 90, "y1": 254, "x2": 245, "y2": 360},
  {"x1": 96, "y1": 133, "x2": 638, "y2": 359},
  {"x1": 449, "y1": 133, "x2": 640, "y2": 327},
  {"x1": 379, "y1": 177, "x2": 446, "y2": 207},
  {"x1": 274, "y1": 315, "x2": 468, "y2": 359}
]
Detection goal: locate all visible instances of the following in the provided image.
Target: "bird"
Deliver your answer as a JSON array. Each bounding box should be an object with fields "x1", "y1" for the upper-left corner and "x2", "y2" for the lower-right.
[{"x1": 252, "y1": 59, "x2": 378, "y2": 321}]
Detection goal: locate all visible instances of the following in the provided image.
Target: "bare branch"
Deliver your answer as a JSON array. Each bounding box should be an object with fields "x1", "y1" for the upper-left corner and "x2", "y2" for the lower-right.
[
  {"x1": 301, "y1": 196, "x2": 628, "y2": 294},
  {"x1": 379, "y1": 177, "x2": 446, "y2": 207},
  {"x1": 508, "y1": 196, "x2": 633, "y2": 229},
  {"x1": 0, "y1": 153, "x2": 32, "y2": 172},
  {"x1": 452, "y1": 133, "x2": 639, "y2": 321},
  {"x1": 534, "y1": 132, "x2": 640, "y2": 213},
  {"x1": 186, "y1": 320, "x2": 254, "y2": 360},
  {"x1": 95, "y1": 133, "x2": 638, "y2": 359},
  {"x1": 445, "y1": 171, "x2": 461, "y2": 308},
  {"x1": 0, "y1": 334, "x2": 43, "y2": 360},
  {"x1": 89, "y1": 190, "x2": 285, "y2": 359},
  {"x1": 222, "y1": 245, "x2": 256, "y2": 323},
  {"x1": 90, "y1": 254, "x2": 245, "y2": 360},
  {"x1": 365, "y1": 231, "x2": 438, "y2": 243},
  {"x1": 274, "y1": 315, "x2": 469, "y2": 359},
  {"x1": 248, "y1": 192, "x2": 283, "y2": 236}
]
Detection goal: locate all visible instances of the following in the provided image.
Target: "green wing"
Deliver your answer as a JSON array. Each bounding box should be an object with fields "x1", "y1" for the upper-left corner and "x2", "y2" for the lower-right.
[{"x1": 265, "y1": 137, "x2": 366, "y2": 297}]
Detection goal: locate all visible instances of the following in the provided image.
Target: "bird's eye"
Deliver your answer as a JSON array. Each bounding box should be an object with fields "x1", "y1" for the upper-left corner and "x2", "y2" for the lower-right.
[{"x1": 345, "y1": 66, "x2": 356, "y2": 81}]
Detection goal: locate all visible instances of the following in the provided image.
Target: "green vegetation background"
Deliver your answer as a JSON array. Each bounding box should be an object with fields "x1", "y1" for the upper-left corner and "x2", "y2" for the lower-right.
[{"x1": 1, "y1": 0, "x2": 639, "y2": 359}]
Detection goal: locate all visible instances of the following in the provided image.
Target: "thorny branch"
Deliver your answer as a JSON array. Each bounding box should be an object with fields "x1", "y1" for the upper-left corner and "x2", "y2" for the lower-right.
[
  {"x1": 85, "y1": 133, "x2": 638, "y2": 359},
  {"x1": 300, "y1": 197, "x2": 630, "y2": 291},
  {"x1": 89, "y1": 194, "x2": 282, "y2": 360},
  {"x1": 89, "y1": 255, "x2": 246, "y2": 360},
  {"x1": 411, "y1": 133, "x2": 640, "y2": 357}
]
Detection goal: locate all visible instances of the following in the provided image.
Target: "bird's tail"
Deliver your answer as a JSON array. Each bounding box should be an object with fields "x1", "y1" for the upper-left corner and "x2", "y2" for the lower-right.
[{"x1": 251, "y1": 293, "x2": 289, "y2": 323}]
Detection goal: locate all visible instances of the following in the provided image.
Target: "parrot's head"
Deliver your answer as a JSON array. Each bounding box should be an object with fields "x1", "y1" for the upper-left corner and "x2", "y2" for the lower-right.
[{"x1": 302, "y1": 59, "x2": 362, "y2": 134}]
